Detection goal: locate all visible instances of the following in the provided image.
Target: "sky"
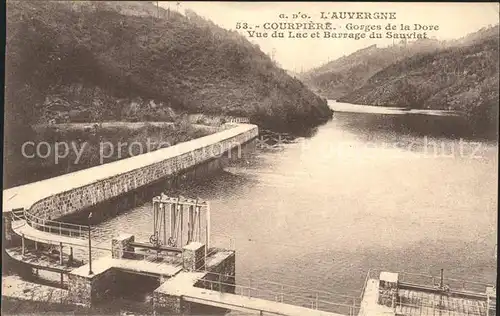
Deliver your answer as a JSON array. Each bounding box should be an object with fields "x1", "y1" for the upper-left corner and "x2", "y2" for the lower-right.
[{"x1": 158, "y1": 2, "x2": 499, "y2": 72}]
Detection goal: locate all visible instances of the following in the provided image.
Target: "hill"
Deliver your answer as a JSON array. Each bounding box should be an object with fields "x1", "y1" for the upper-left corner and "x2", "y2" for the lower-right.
[
  {"x1": 300, "y1": 39, "x2": 446, "y2": 99},
  {"x1": 448, "y1": 25, "x2": 499, "y2": 47},
  {"x1": 5, "y1": 0, "x2": 331, "y2": 135},
  {"x1": 339, "y1": 26, "x2": 499, "y2": 137}
]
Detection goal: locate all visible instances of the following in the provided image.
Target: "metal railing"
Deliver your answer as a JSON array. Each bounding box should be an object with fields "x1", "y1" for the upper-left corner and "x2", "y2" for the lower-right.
[
  {"x1": 398, "y1": 270, "x2": 493, "y2": 294},
  {"x1": 13, "y1": 209, "x2": 233, "y2": 252},
  {"x1": 192, "y1": 271, "x2": 360, "y2": 316},
  {"x1": 120, "y1": 248, "x2": 184, "y2": 267},
  {"x1": 11, "y1": 210, "x2": 28, "y2": 229},
  {"x1": 115, "y1": 240, "x2": 227, "y2": 267},
  {"x1": 12, "y1": 208, "x2": 25, "y2": 219},
  {"x1": 12, "y1": 209, "x2": 112, "y2": 241},
  {"x1": 126, "y1": 245, "x2": 361, "y2": 315},
  {"x1": 191, "y1": 247, "x2": 228, "y2": 271},
  {"x1": 359, "y1": 268, "x2": 494, "y2": 298},
  {"x1": 7, "y1": 233, "x2": 112, "y2": 268},
  {"x1": 115, "y1": 234, "x2": 236, "y2": 267}
]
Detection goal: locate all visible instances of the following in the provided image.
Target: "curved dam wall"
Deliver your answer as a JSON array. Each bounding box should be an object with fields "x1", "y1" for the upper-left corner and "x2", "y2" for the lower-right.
[{"x1": 5, "y1": 124, "x2": 258, "y2": 223}]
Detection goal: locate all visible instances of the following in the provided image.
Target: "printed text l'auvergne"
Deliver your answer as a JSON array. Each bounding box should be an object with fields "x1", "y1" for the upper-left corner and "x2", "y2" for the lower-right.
[{"x1": 320, "y1": 12, "x2": 397, "y2": 20}]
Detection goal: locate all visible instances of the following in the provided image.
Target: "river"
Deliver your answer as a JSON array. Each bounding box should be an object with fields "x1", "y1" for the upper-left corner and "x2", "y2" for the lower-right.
[{"x1": 96, "y1": 102, "x2": 498, "y2": 303}]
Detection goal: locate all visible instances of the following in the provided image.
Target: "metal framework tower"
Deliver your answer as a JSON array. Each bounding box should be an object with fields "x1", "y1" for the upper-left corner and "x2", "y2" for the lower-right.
[{"x1": 150, "y1": 194, "x2": 210, "y2": 251}]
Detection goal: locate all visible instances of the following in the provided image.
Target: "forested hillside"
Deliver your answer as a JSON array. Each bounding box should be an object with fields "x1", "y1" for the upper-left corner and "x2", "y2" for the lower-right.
[
  {"x1": 4, "y1": 0, "x2": 334, "y2": 188},
  {"x1": 339, "y1": 27, "x2": 499, "y2": 136},
  {"x1": 5, "y1": 0, "x2": 331, "y2": 134},
  {"x1": 300, "y1": 39, "x2": 445, "y2": 99}
]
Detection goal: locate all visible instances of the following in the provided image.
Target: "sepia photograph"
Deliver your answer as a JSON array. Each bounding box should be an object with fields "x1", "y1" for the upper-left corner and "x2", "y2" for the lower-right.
[{"x1": 1, "y1": 1, "x2": 498, "y2": 316}]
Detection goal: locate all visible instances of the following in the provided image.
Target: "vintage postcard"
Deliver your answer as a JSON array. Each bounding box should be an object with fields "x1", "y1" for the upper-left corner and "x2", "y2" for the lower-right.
[{"x1": 2, "y1": 1, "x2": 498, "y2": 316}]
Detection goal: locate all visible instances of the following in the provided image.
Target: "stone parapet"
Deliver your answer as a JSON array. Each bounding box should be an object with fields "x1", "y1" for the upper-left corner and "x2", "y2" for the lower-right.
[
  {"x1": 153, "y1": 271, "x2": 205, "y2": 315},
  {"x1": 111, "y1": 234, "x2": 135, "y2": 259},
  {"x1": 182, "y1": 242, "x2": 206, "y2": 272},
  {"x1": 153, "y1": 291, "x2": 183, "y2": 315},
  {"x1": 67, "y1": 268, "x2": 116, "y2": 307},
  {"x1": 201, "y1": 250, "x2": 236, "y2": 293}
]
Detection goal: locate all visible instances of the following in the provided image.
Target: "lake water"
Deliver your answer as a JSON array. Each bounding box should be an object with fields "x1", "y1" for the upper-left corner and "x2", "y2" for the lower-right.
[{"x1": 97, "y1": 102, "x2": 498, "y2": 305}]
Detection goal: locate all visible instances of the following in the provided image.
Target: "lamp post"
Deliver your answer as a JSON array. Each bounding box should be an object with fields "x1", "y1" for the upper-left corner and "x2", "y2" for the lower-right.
[{"x1": 88, "y1": 212, "x2": 93, "y2": 275}]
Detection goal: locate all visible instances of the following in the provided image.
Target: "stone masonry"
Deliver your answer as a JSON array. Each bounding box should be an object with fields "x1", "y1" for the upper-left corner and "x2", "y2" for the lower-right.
[
  {"x1": 111, "y1": 234, "x2": 135, "y2": 259},
  {"x1": 3, "y1": 212, "x2": 15, "y2": 246},
  {"x1": 153, "y1": 291, "x2": 183, "y2": 315},
  {"x1": 67, "y1": 268, "x2": 117, "y2": 307},
  {"x1": 182, "y1": 242, "x2": 206, "y2": 272},
  {"x1": 486, "y1": 286, "x2": 496, "y2": 316},
  {"x1": 378, "y1": 272, "x2": 399, "y2": 308},
  {"x1": 195, "y1": 250, "x2": 236, "y2": 293}
]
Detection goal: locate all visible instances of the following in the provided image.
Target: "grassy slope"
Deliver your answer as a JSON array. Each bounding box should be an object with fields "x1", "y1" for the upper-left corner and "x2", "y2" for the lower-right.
[{"x1": 5, "y1": 1, "x2": 332, "y2": 134}]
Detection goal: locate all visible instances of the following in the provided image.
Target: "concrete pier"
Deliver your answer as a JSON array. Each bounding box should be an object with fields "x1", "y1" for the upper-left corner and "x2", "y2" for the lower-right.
[
  {"x1": 486, "y1": 286, "x2": 496, "y2": 316},
  {"x1": 377, "y1": 272, "x2": 399, "y2": 308},
  {"x1": 153, "y1": 241, "x2": 236, "y2": 314},
  {"x1": 111, "y1": 234, "x2": 135, "y2": 259},
  {"x1": 360, "y1": 271, "x2": 494, "y2": 316},
  {"x1": 61, "y1": 234, "x2": 236, "y2": 311},
  {"x1": 182, "y1": 242, "x2": 206, "y2": 272}
]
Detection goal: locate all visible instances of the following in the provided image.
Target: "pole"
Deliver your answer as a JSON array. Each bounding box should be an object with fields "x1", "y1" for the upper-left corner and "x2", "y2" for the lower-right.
[
  {"x1": 88, "y1": 213, "x2": 93, "y2": 275},
  {"x1": 206, "y1": 202, "x2": 211, "y2": 250},
  {"x1": 153, "y1": 201, "x2": 157, "y2": 240},
  {"x1": 439, "y1": 269, "x2": 444, "y2": 316},
  {"x1": 204, "y1": 204, "x2": 208, "y2": 267},
  {"x1": 440, "y1": 269, "x2": 444, "y2": 289},
  {"x1": 197, "y1": 206, "x2": 201, "y2": 242},
  {"x1": 190, "y1": 205, "x2": 194, "y2": 242},
  {"x1": 187, "y1": 205, "x2": 192, "y2": 243},
  {"x1": 180, "y1": 204, "x2": 183, "y2": 248},
  {"x1": 59, "y1": 242, "x2": 63, "y2": 265},
  {"x1": 163, "y1": 203, "x2": 167, "y2": 245},
  {"x1": 169, "y1": 203, "x2": 174, "y2": 243},
  {"x1": 21, "y1": 234, "x2": 25, "y2": 256},
  {"x1": 193, "y1": 198, "x2": 199, "y2": 242}
]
